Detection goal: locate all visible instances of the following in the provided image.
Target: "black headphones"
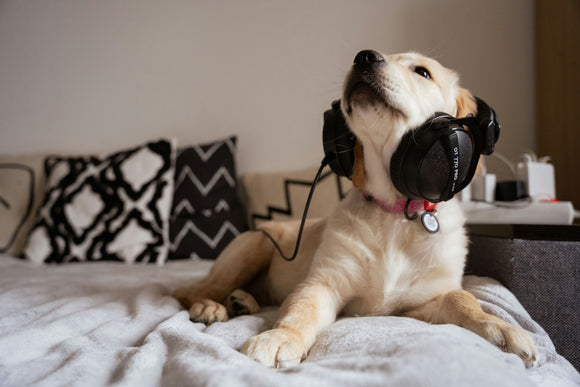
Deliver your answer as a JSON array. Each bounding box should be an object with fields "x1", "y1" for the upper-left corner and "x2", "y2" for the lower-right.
[
  {"x1": 323, "y1": 97, "x2": 500, "y2": 202},
  {"x1": 260, "y1": 95, "x2": 500, "y2": 261}
]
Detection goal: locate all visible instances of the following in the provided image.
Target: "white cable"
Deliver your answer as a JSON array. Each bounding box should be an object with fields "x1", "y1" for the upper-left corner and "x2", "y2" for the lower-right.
[{"x1": 490, "y1": 152, "x2": 517, "y2": 177}]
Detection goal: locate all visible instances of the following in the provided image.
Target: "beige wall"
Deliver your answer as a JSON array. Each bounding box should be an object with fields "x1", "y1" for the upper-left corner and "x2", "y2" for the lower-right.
[{"x1": 0, "y1": 0, "x2": 534, "y2": 174}]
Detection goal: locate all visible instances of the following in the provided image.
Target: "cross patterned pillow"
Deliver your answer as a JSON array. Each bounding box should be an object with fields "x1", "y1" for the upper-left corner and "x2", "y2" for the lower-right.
[
  {"x1": 24, "y1": 139, "x2": 175, "y2": 264},
  {"x1": 169, "y1": 136, "x2": 247, "y2": 260}
]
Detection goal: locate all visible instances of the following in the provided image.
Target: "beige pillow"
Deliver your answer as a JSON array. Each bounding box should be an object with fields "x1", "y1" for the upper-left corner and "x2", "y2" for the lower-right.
[
  {"x1": 0, "y1": 155, "x2": 47, "y2": 256},
  {"x1": 241, "y1": 165, "x2": 352, "y2": 229}
]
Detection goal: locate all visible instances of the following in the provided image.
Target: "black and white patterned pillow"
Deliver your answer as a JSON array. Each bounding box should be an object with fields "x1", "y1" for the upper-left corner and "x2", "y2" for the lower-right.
[
  {"x1": 24, "y1": 139, "x2": 175, "y2": 265},
  {"x1": 169, "y1": 136, "x2": 247, "y2": 260}
]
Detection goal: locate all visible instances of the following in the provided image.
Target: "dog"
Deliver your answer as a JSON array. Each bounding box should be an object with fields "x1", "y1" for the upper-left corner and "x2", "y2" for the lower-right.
[{"x1": 173, "y1": 50, "x2": 539, "y2": 368}]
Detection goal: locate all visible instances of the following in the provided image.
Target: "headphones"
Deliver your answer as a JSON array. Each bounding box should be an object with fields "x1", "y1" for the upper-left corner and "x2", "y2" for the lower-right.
[
  {"x1": 259, "y1": 96, "x2": 500, "y2": 261},
  {"x1": 323, "y1": 97, "x2": 500, "y2": 202}
]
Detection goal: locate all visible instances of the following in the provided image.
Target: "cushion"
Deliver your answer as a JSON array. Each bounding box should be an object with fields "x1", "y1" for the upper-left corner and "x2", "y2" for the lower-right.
[
  {"x1": 169, "y1": 136, "x2": 247, "y2": 260},
  {"x1": 24, "y1": 139, "x2": 176, "y2": 265},
  {"x1": 242, "y1": 165, "x2": 352, "y2": 229},
  {"x1": 0, "y1": 155, "x2": 46, "y2": 256}
]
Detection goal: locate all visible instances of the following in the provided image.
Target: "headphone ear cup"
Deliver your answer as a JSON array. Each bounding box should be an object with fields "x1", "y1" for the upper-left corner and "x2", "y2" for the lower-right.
[
  {"x1": 323, "y1": 100, "x2": 356, "y2": 178},
  {"x1": 390, "y1": 113, "x2": 462, "y2": 202}
]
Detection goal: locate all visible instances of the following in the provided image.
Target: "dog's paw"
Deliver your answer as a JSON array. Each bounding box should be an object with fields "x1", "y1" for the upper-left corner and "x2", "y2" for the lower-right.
[
  {"x1": 241, "y1": 328, "x2": 306, "y2": 368},
  {"x1": 479, "y1": 319, "x2": 539, "y2": 367},
  {"x1": 189, "y1": 299, "x2": 228, "y2": 325},
  {"x1": 225, "y1": 289, "x2": 260, "y2": 317}
]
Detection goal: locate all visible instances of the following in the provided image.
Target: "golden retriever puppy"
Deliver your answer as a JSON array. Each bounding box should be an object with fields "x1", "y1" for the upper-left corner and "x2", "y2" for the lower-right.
[{"x1": 173, "y1": 50, "x2": 538, "y2": 368}]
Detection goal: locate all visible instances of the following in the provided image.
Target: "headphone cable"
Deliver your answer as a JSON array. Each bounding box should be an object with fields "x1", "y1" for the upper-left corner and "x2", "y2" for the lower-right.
[{"x1": 256, "y1": 153, "x2": 335, "y2": 262}]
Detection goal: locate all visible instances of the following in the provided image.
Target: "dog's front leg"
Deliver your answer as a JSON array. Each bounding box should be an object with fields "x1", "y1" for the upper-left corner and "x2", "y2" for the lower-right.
[
  {"x1": 241, "y1": 278, "x2": 345, "y2": 368},
  {"x1": 403, "y1": 289, "x2": 539, "y2": 367}
]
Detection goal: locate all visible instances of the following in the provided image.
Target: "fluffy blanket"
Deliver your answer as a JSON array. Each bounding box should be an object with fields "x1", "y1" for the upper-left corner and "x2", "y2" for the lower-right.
[{"x1": 0, "y1": 255, "x2": 578, "y2": 387}]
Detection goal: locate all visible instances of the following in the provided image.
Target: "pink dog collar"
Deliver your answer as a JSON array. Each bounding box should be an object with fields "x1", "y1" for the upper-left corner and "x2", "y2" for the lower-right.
[
  {"x1": 362, "y1": 191, "x2": 427, "y2": 213},
  {"x1": 362, "y1": 191, "x2": 439, "y2": 233}
]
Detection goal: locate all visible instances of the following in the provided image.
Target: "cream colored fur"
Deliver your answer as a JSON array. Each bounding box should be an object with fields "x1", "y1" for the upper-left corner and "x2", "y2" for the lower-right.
[{"x1": 173, "y1": 51, "x2": 538, "y2": 369}]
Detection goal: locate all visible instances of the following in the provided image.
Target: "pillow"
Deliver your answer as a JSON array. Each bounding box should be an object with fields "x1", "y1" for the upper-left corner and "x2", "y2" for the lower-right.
[
  {"x1": 24, "y1": 139, "x2": 175, "y2": 265},
  {"x1": 242, "y1": 165, "x2": 352, "y2": 229},
  {"x1": 0, "y1": 155, "x2": 46, "y2": 256},
  {"x1": 169, "y1": 136, "x2": 247, "y2": 260}
]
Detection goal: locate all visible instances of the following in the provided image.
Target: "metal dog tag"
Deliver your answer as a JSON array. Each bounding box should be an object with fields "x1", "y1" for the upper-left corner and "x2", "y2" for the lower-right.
[{"x1": 421, "y1": 212, "x2": 439, "y2": 233}]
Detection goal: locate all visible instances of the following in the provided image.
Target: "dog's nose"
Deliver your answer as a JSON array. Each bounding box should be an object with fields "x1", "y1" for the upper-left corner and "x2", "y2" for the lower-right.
[{"x1": 353, "y1": 50, "x2": 385, "y2": 65}]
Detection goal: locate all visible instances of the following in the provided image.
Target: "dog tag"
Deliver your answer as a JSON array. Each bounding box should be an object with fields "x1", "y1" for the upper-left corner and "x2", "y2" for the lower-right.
[{"x1": 421, "y1": 211, "x2": 439, "y2": 233}]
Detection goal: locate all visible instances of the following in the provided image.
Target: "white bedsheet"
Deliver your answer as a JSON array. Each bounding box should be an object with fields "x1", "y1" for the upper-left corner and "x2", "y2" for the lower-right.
[{"x1": 0, "y1": 255, "x2": 578, "y2": 387}]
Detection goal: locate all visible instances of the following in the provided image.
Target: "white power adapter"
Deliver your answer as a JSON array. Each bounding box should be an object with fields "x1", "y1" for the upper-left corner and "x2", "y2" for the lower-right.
[
  {"x1": 471, "y1": 173, "x2": 496, "y2": 202},
  {"x1": 516, "y1": 154, "x2": 556, "y2": 200}
]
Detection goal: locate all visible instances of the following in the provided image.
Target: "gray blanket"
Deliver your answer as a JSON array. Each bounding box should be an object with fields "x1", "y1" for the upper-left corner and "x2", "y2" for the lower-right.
[{"x1": 0, "y1": 255, "x2": 578, "y2": 386}]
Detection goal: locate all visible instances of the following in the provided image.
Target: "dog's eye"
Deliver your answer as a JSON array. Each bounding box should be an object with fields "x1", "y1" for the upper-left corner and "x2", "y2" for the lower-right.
[{"x1": 413, "y1": 66, "x2": 431, "y2": 79}]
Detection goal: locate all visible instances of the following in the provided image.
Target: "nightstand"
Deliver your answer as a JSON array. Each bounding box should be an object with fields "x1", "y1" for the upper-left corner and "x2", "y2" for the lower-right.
[{"x1": 466, "y1": 224, "x2": 580, "y2": 371}]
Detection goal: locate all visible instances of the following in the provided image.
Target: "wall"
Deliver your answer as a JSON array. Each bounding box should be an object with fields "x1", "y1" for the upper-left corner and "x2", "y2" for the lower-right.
[
  {"x1": 0, "y1": 0, "x2": 534, "y2": 174},
  {"x1": 536, "y1": 0, "x2": 580, "y2": 207}
]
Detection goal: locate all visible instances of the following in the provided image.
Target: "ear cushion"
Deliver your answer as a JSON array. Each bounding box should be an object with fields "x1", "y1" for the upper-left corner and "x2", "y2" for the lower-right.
[
  {"x1": 322, "y1": 100, "x2": 356, "y2": 178},
  {"x1": 389, "y1": 129, "x2": 415, "y2": 197}
]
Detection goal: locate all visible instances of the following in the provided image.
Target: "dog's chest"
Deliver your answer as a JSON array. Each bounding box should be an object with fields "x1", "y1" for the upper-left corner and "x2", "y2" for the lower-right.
[
  {"x1": 328, "y1": 194, "x2": 466, "y2": 317},
  {"x1": 344, "y1": 240, "x2": 434, "y2": 316},
  {"x1": 342, "y1": 212, "x2": 456, "y2": 316}
]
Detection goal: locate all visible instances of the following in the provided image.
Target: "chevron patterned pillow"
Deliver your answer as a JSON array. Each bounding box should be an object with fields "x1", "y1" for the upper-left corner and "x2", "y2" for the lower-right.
[
  {"x1": 169, "y1": 136, "x2": 247, "y2": 260},
  {"x1": 23, "y1": 139, "x2": 176, "y2": 265}
]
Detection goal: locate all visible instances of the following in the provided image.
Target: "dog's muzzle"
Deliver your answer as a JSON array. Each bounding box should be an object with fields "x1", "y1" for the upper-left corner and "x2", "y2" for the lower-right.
[{"x1": 345, "y1": 50, "x2": 388, "y2": 113}]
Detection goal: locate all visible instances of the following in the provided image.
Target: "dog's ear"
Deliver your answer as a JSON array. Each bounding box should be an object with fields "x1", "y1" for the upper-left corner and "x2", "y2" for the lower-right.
[
  {"x1": 455, "y1": 88, "x2": 477, "y2": 118},
  {"x1": 351, "y1": 140, "x2": 365, "y2": 188}
]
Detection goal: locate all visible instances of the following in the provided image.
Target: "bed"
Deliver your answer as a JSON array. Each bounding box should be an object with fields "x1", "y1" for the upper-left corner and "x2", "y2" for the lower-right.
[
  {"x1": 1, "y1": 138, "x2": 579, "y2": 386},
  {"x1": 0, "y1": 256, "x2": 579, "y2": 387}
]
